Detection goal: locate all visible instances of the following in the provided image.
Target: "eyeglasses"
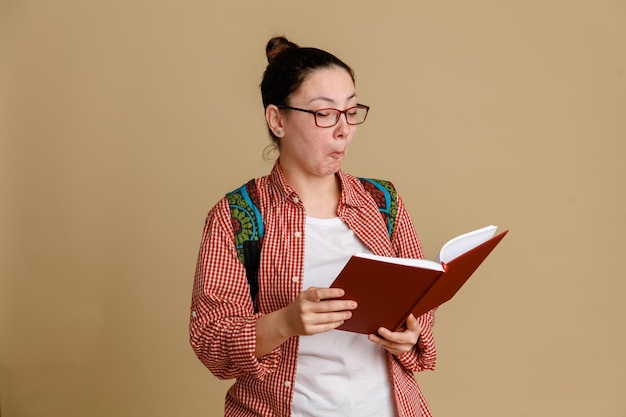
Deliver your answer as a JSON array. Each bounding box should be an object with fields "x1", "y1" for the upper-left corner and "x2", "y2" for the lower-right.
[{"x1": 276, "y1": 104, "x2": 370, "y2": 128}]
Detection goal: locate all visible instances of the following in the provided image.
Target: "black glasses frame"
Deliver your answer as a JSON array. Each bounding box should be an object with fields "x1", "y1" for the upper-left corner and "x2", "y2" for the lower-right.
[{"x1": 276, "y1": 103, "x2": 370, "y2": 128}]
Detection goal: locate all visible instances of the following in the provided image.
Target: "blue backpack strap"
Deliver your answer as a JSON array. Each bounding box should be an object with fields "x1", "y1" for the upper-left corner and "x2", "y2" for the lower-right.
[
  {"x1": 226, "y1": 179, "x2": 263, "y2": 312},
  {"x1": 358, "y1": 177, "x2": 398, "y2": 240}
]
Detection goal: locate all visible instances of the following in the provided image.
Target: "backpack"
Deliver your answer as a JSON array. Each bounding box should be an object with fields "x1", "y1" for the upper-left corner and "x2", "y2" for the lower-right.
[{"x1": 226, "y1": 177, "x2": 398, "y2": 312}]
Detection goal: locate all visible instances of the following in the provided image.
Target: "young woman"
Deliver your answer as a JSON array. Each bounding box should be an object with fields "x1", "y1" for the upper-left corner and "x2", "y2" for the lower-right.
[{"x1": 190, "y1": 36, "x2": 436, "y2": 417}]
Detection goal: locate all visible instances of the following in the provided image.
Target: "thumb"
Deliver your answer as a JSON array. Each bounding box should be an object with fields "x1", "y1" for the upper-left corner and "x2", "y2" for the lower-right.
[{"x1": 406, "y1": 314, "x2": 421, "y2": 332}]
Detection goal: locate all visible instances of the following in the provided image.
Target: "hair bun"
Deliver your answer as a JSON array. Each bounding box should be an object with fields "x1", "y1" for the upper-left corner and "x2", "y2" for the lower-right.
[{"x1": 266, "y1": 36, "x2": 299, "y2": 64}]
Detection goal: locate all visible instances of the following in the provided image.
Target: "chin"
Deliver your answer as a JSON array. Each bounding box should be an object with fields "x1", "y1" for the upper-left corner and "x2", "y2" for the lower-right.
[{"x1": 321, "y1": 164, "x2": 342, "y2": 176}]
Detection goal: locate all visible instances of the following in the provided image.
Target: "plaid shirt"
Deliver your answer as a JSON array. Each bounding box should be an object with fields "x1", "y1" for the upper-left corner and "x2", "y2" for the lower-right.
[{"x1": 190, "y1": 162, "x2": 437, "y2": 417}]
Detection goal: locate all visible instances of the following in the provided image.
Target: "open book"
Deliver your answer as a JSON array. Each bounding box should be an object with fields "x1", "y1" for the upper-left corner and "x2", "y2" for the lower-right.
[{"x1": 330, "y1": 225, "x2": 508, "y2": 334}]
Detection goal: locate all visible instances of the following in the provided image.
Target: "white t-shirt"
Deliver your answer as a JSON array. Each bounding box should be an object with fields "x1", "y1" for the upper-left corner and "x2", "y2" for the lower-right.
[{"x1": 291, "y1": 216, "x2": 395, "y2": 417}]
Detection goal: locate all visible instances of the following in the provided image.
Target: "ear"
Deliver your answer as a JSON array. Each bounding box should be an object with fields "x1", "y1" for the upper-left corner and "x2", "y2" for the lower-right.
[{"x1": 265, "y1": 105, "x2": 284, "y2": 137}]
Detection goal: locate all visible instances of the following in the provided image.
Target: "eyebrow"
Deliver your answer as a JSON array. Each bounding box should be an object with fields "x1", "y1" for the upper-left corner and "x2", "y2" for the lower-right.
[{"x1": 308, "y1": 92, "x2": 357, "y2": 106}]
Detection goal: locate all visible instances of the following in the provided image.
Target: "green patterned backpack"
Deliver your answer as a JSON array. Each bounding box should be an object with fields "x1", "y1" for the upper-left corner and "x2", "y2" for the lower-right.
[{"x1": 226, "y1": 177, "x2": 398, "y2": 312}]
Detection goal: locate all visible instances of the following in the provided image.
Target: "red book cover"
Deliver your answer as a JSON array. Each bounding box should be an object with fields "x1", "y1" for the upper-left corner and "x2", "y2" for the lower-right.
[{"x1": 330, "y1": 226, "x2": 508, "y2": 334}]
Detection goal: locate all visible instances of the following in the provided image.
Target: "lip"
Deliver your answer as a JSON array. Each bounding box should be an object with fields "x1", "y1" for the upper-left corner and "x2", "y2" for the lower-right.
[{"x1": 329, "y1": 150, "x2": 345, "y2": 159}]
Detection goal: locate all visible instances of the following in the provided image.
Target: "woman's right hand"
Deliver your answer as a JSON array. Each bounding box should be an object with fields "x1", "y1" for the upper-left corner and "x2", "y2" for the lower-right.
[
  {"x1": 255, "y1": 287, "x2": 357, "y2": 358},
  {"x1": 282, "y1": 287, "x2": 357, "y2": 337}
]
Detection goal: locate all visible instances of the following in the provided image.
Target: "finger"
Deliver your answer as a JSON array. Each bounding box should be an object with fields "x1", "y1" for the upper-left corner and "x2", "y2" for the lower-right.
[
  {"x1": 405, "y1": 314, "x2": 421, "y2": 332},
  {"x1": 318, "y1": 310, "x2": 353, "y2": 325},
  {"x1": 314, "y1": 299, "x2": 358, "y2": 313},
  {"x1": 368, "y1": 333, "x2": 404, "y2": 354},
  {"x1": 302, "y1": 311, "x2": 353, "y2": 335},
  {"x1": 368, "y1": 332, "x2": 385, "y2": 345},
  {"x1": 300, "y1": 289, "x2": 357, "y2": 312},
  {"x1": 306, "y1": 320, "x2": 348, "y2": 335},
  {"x1": 376, "y1": 326, "x2": 417, "y2": 345},
  {"x1": 302, "y1": 286, "x2": 346, "y2": 301},
  {"x1": 368, "y1": 332, "x2": 412, "y2": 355},
  {"x1": 368, "y1": 327, "x2": 399, "y2": 346}
]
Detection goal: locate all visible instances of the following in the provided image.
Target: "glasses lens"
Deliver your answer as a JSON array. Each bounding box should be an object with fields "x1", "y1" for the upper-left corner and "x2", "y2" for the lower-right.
[
  {"x1": 347, "y1": 106, "x2": 368, "y2": 125},
  {"x1": 314, "y1": 109, "x2": 340, "y2": 127}
]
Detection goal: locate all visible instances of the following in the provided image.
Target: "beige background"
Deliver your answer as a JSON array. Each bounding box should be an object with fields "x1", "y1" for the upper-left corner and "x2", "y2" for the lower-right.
[{"x1": 2, "y1": 1, "x2": 625, "y2": 416}]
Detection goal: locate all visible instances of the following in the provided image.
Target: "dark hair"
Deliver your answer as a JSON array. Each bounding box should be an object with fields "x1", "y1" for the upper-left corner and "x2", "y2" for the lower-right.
[{"x1": 260, "y1": 37, "x2": 355, "y2": 143}]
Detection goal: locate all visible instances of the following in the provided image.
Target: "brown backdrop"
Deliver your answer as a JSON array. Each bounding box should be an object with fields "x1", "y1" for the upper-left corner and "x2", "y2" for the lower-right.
[{"x1": 2, "y1": 1, "x2": 625, "y2": 416}]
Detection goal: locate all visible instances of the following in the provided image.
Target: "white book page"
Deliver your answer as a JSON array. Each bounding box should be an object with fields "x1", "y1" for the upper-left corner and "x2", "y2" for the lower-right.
[
  {"x1": 352, "y1": 252, "x2": 444, "y2": 271},
  {"x1": 352, "y1": 225, "x2": 497, "y2": 271},
  {"x1": 437, "y1": 225, "x2": 497, "y2": 263}
]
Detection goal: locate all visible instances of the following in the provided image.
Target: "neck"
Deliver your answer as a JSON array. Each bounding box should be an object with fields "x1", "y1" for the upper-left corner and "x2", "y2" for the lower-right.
[{"x1": 283, "y1": 170, "x2": 342, "y2": 219}]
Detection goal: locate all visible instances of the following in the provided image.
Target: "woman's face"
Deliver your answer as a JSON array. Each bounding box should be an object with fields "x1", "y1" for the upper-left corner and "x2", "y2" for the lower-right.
[{"x1": 278, "y1": 66, "x2": 358, "y2": 178}]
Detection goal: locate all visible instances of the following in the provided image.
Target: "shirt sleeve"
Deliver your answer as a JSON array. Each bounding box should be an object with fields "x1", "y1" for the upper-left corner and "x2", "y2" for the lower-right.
[
  {"x1": 189, "y1": 198, "x2": 281, "y2": 381},
  {"x1": 390, "y1": 194, "x2": 437, "y2": 372}
]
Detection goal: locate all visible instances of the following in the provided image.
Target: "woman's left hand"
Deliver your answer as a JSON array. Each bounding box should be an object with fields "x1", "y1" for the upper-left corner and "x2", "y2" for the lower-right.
[{"x1": 368, "y1": 314, "x2": 421, "y2": 355}]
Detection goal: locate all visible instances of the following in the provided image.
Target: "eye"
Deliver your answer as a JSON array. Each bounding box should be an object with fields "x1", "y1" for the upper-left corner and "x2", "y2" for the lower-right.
[{"x1": 315, "y1": 110, "x2": 332, "y2": 118}]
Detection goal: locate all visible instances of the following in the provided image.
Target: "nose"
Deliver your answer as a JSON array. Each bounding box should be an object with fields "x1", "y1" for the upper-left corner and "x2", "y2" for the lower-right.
[{"x1": 333, "y1": 113, "x2": 353, "y2": 138}]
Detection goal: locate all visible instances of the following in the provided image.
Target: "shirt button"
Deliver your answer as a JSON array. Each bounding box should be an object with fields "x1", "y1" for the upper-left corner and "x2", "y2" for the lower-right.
[
  {"x1": 294, "y1": 231, "x2": 302, "y2": 238},
  {"x1": 284, "y1": 380, "x2": 292, "y2": 387},
  {"x1": 191, "y1": 310, "x2": 197, "y2": 318},
  {"x1": 291, "y1": 276, "x2": 299, "y2": 283},
  {"x1": 292, "y1": 196, "x2": 299, "y2": 204}
]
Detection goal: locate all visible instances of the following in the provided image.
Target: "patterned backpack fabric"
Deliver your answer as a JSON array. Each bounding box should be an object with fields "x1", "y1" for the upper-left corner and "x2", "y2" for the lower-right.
[
  {"x1": 358, "y1": 177, "x2": 398, "y2": 239},
  {"x1": 226, "y1": 177, "x2": 398, "y2": 312}
]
